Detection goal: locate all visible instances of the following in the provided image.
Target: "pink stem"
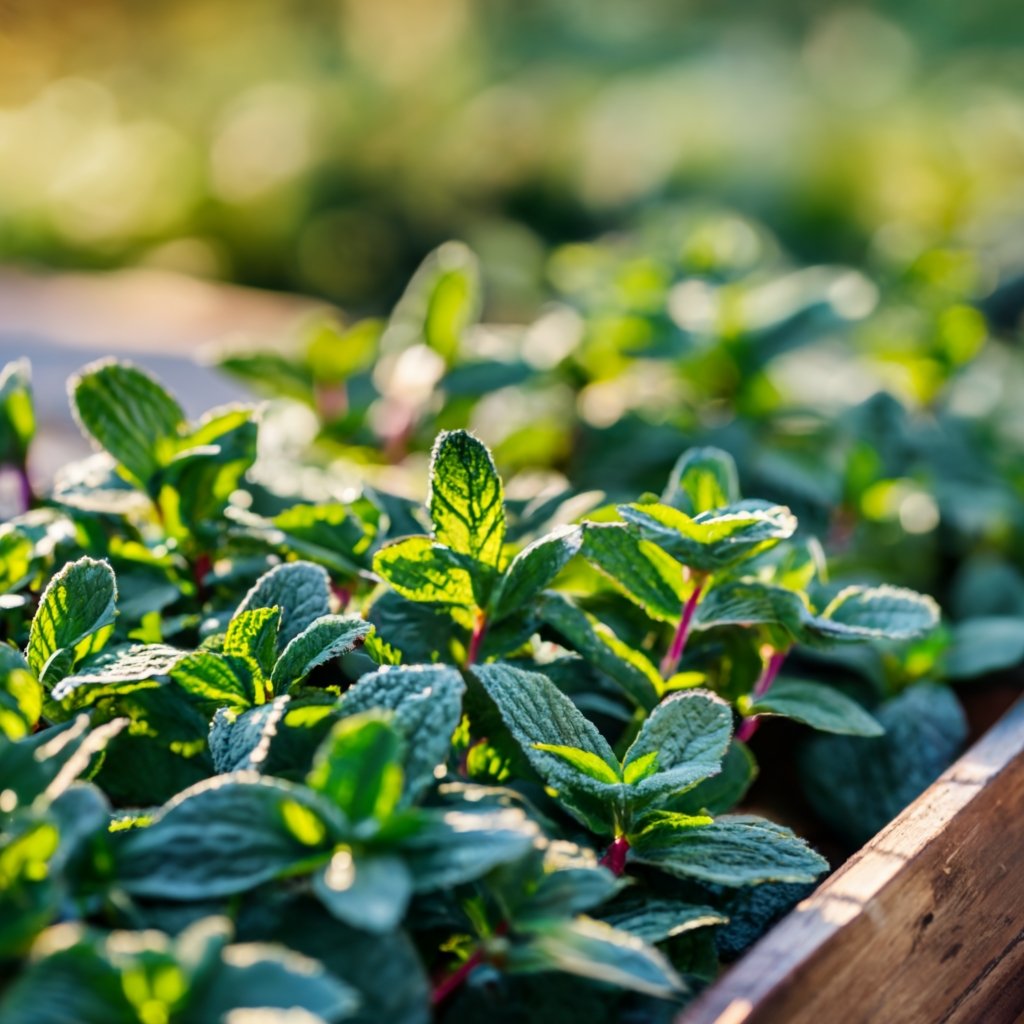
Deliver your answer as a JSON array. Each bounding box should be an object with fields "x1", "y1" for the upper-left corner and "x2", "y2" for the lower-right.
[
  {"x1": 735, "y1": 650, "x2": 787, "y2": 743},
  {"x1": 659, "y1": 578, "x2": 705, "y2": 679},
  {"x1": 599, "y1": 835, "x2": 631, "y2": 876},
  {"x1": 431, "y1": 921, "x2": 509, "y2": 1007},
  {"x1": 466, "y1": 612, "x2": 487, "y2": 667}
]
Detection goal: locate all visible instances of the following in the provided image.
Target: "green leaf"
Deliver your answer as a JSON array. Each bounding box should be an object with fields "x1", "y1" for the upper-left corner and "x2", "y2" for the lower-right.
[
  {"x1": 668, "y1": 740, "x2": 757, "y2": 816},
  {"x1": 235, "y1": 561, "x2": 331, "y2": 647},
  {"x1": 632, "y1": 815, "x2": 828, "y2": 886},
  {"x1": 428, "y1": 430, "x2": 506, "y2": 568},
  {"x1": 812, "y1": 584, "x2": 940, "y2": 642},
  {"x1": 223, "y1": 607, "x2": 281, "y2": 682},
  {"x1": 70, "y1": 359, "x2": 185, "y2": 488},
  {"x1": 270, "y1": 500, "x2": 380, "y2": 575},
  {"x1": 741, "y1": 678, "x2": 884, "y2": 736},
  {"x1": 307, "y1": 714, "x2": 404, "y2": 824},
  {"x1": 489, "y1": 525, "x2": 583, "y2": 621},
  {"x1": 663, "y1": 447, "x2": 739, "y2": 515},
  {"x1": 536, "y1": 592, "x2": 662, "y2": 711},
  {"x1": 0, "y1": 645, "x2": 41, "y2": 740},
  {"x1": 342, "y1": 664, "x2": 465, "y2": 801},
  {"x1": 373, "y1": 536, "x2": 477, "y2": 606},
  {"x1": 618, "y1": 501, "x2": 797, "y2": 573},
  {"x1": 27, "y1": 557, "x2": 117, "y2": 688},
  {"x1": 799, "y1": 682, "x2": 967, "y2": 846},
  {"x1": 171, "y1": 651, "x2": 258, "y2": 710},
  {"x1": 400, "y1": 805, "x2": 539, "y2": 891},
  {"x1": 209, "y1": 697, "x2": 291, "y2": 774},
  {"x1": 600, "y1": 897, "x2": 727, "y2": 944},
  {"x1": 533, "y1": 744, "x2": 621, "y2": 785},
  {"x1": 272, "y1": 615, "x2": 372, "y2": 688},
  {"x1": 50, "y1": 643, "x2": 185, "y2": 710},
  {"x1": 622, "y1": 691, "x2": 733, "y2": 808},
  {"x1": 581, "y1": 523, "x2": 687, "y2": 623},
  {"x1": 116, "y1": 775, "x2": 340, "y2": 899},
  {"x1": 313, "y1": 852, "x2": 413, "y2": 934},
  {"x1": 0, "y1": 358, "x2": 35, "y2": 462},
  {"x1": 944, "y1": 616, "x2": 1024, "y2": 680},
  {"x1": 692, "y1": 580, "x2": 806, "y2": 635},
  {"x1": 424, "y1": 244, "x2": 481, "y2": 363},
  {"x1": 506, "y1": 917, "x2": 685, "y2": 998}
]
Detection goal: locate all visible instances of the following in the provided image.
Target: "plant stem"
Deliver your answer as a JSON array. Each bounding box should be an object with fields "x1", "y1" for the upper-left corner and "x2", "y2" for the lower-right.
[
  {"x1": 331, "y1": 582, "x2": 352, "y2": 610},
  {"x1": 431, "y1": 921, "x2": 509, "y2": 1007},
  {"x1": 599, "y1": 835, "x2": 631, "y2": 876},
  {"x1": 735, "y1": 649, "x2": 787, "y2": 743},
  {"x1": 659, "y1": 576, "x2": 705, "y2": 679},
  {"x1": 466, "y1": 611, "x2": 487, "y2": 667},
  {"x1": 15, "y1": 463, "x2": 34, "y2": 514}
]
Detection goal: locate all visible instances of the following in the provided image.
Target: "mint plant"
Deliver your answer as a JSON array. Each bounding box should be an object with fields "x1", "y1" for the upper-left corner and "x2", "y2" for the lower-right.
[{"x1": 0, "y1": 356, "x2": 1000, "y2": 1024}]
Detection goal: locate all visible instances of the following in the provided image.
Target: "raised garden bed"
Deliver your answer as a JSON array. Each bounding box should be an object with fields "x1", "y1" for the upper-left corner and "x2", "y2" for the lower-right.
[{"x1": 678, "y1": 694, "x2": 1024, "y2": 1024}]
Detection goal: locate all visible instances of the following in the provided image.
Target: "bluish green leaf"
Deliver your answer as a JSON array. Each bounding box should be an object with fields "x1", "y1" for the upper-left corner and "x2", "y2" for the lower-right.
[
  {"x1": 272, "y1": 614, "x2": 372, "y2": 687},
  {"x1": 313, "y1": 852, "x2": 413, "y2": 934},
  {"x1": 741, "y1": 678, "x2": 884, "y2": 736},
  {"x1": 235, "y1": 561, "x2": 331, "y2": 647}
]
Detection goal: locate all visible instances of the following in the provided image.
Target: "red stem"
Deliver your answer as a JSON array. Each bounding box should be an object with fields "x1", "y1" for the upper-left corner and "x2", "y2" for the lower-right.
[
  {"x1": 466, "y1": 612, "x2": 487, "y2": 667},
  {"x1": 431, "y1": 921, "x2": 509, "y2": 1007},
  {"x1": 659, "y1": 578, "x2": 705, "y2": 679},
  {"x1": 599, "y1": 835, "x2": 631, "y2": 876},
  {"x1": 735, "y1": 650, "x2": 787, "y2": 743},
  {"x1": 192, "y1": 552, "x2": 213, "y2": 603},
  {"x1": 331, "y1": 582, "x2": 352, "y2": 610}
]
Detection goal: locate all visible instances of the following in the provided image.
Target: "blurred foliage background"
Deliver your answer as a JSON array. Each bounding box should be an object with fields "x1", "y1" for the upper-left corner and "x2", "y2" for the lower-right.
[{"x1": 2, "y1": 0, "x2": 1024, "y2": 312}]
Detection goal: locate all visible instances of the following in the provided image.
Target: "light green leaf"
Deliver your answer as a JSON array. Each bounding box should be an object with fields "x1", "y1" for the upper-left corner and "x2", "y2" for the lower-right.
[
  {"x1": 0, "y1": 358, "x2": 35, "y2": 462},
  {"x1": 224, "y1": 607, "x2": 281, "y2": 682},
  {"x1": 235, "y1": 561, "x2": 331, "y2": 647},
  {"x1": 272, "y1": 615, "x2": 373, "y2": 688},
  {"x1": 0, "y1": 645, "x2": 41, "y2": 740},
  {"x1": 428, "y1": 430, "x2": 505, "y2": 568},
  {"x1": 622, "y1": 691, "x2": 732, "y2": 808},
  {"x1": 489, "y1": 525, "x2": 583, "y2": 622},
  {"x1": 307, "y1": 714, "x2": 404, "y2": 824},
  {"x1": 342, "y1": 664, "x2": 464, "y2": 801},
  {"x1": 27, "y1": 557, "x2": 117, "y2": 688},
  {"x1": 663, "y1": 447, "x2": 739, "y2": 515},
  {"x1": 116, "y1": 774, "x2": 340, "y2": 899},
  {"x1": 582, "y1": 523, "x2": 687, "y2": 623},
  {"x1": 536, "y1": 592, "x2": 662, "y2": 710},
  {"x1": 171, "y1": 651, "x2": 258, "y2": 710},
  {"x1": 742, "y1": 678, "x2": 883, "y2": 736},
  {"x1": 373, "y1": 536, "x2": 477, "y2": 606},
  {"x1": 70, "y1": 359, "x2": 185, "y2": 488},
  {"x1": 313, "y1": 853, "x2": 413, "y2": 934},
  {"x1": 533, "y1": 744, "x2": 621, "y2": 785},
  {"x1": 507, "y1": 917, "x2": 685, "y2": 998},
  {"x1": 618, "y1": 501, "x2": 796, "y2": 573},
  {"x1": 270, "y1": 500, "x2": 380, "y2": 575},
  {"x1": 632, "y1": 815, "x2": 828, "y2": 886}
]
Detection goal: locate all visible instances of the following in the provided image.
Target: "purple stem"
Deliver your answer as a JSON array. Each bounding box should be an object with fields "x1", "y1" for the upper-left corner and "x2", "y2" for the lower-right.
[
  {"x1": 735, "y1": 650, "x2": 787, "y2": 743},
  {"x1": 599, "y1": 835, "x2": 631, "y2": 876},
  {"x1": 15, "y1": 463, "x2": 33, "y2": 514},
  {"x1": 659, "y1": 578, "x2": 705, "y2": 679}
]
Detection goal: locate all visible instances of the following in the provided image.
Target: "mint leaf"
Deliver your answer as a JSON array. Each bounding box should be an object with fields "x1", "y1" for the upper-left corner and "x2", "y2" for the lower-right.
[
  {"x1": 27, "y1": 557, "x2": 117, "y2": 688},
  {"x1": 632, "y1": 815, "x2": 828, "y2": 886},
  {"x1": 600, "y1": 898, "x2": 727, "y2": 943},
  {"x1": 223, "y1": 607, "x2": 281, "y2": 682},
  {"x1": 270, "y1": 500, "x2": 380, "y2": 575},
  {"x1": 307, "y1": 714, "x2": 404, "y2": 825},
  {"x1": 171, "y1": 651, "x2": 258, "y2": 710},
  {"x1": 116, "y1": 775, "x2": 340, "y2": 899},
  {"x1": 582, "y1": 523, "x2": 687, "y2": 623},
  {"x1": 944, "y1": 615, "x2": 1024, "y2": 679},
  {"x1": 622, "y1": 691, "x2": 733, "y2": 808},
  {"x1": 373, "y1": 536, "x2": 477, "y2": 606},
  {"x1": 618, "y1": 501, "x2": 796, "y2": 573},
  {"x1": 741, "y1": 677, "x2": 883, "y2": 736},
  {"x1": 812, "y1": 584, "x2": 939, "y2": 642},
  {"x1": 663, "y1": 447, "x2": 740, "y2": 515},
  {"x1": 533, "y1": 744, "x2": 622, "y2": 785},
  {"x1": 799, "y1": 682, "x2": 967, "y2": 846},
  {"x1": 209, "y1": 698, "x2": 291, "y2": 774},
  {"x1": 50, "y1": 643, "x2": 184, "y2": 710},
  {"x1": 428, "y1": 430, "x2": 505, "y2": 568},
  {"x1": 271, "y1": 614, "x2": 372, "y2": 687},
  {"x1": 507, "y1": 917, "x2": 684, "y2": 998},
  {"x1": 70, "y1": 359, "x2": 185, "y2": 488},
  {"x1": 0, "y1": 645, "x2": 40, "y2": 740},
  {"x1": 342, "y1": 664, "x2": 464, "y2": 801},
  {"x1": 488, "y1": 525, "x2": 583, "y2": 622},
  {"x1": 313, "y1": 853, "x2": 413, "y2": 934},
  {"x1": 0, "y1": 358, "x2": 35, "y2": 463},
  {"x1": 235, "y1": 561, "x2": 331, "y2": 647}
]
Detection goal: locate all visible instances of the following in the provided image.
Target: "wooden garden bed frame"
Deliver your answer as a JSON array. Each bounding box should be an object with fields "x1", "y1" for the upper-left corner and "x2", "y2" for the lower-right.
[{"x1": 677, "y1": 697, "x2": 1024, "y2": 1024}]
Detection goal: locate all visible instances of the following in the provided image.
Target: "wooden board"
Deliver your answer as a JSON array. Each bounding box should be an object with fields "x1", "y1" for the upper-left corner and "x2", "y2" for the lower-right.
[{"x1": 677, "y1": 697, "x2": 1024, "y2": 1024}]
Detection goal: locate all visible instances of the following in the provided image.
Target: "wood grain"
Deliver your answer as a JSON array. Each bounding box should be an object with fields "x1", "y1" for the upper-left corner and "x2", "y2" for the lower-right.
[{"x1": 677, "y1": 697, "x2": 1024, "y2": 1024}]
